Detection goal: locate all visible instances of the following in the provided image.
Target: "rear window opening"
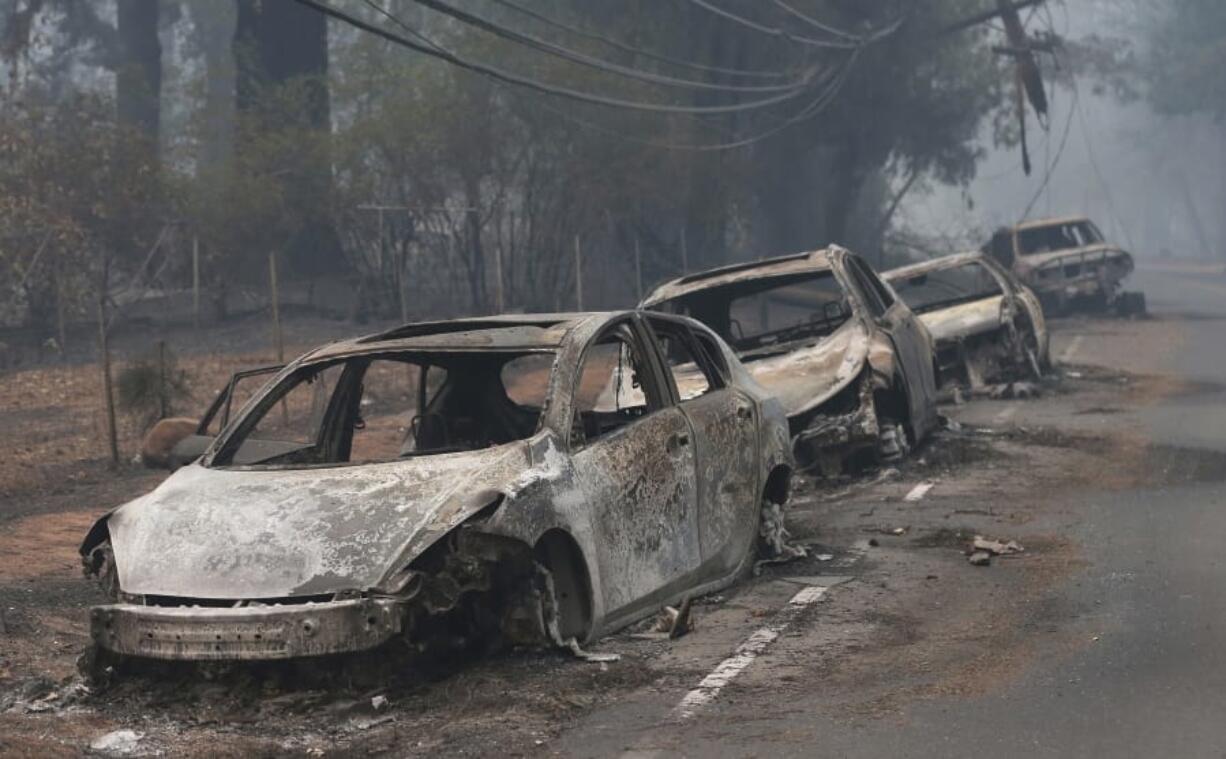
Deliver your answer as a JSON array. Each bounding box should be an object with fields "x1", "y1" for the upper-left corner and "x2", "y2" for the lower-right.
[
  {"x1": 209, "y1": 350, "x2": 557, "y2": 469},
  {"x1": 650, "y1": 271, "x2": 851, "y2": 357},
  {"x1": 1017, "y1": 220, "x2": 1103, "y2": 256},
  {"x1": 891, "y1": 262, "x2": 1004, "y2": 315}
]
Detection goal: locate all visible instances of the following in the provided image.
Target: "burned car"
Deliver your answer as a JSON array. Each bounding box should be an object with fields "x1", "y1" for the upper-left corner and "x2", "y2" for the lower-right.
[
  {"x1": 884, "y1": 253, "x2": 1050, "y2": 391},
  {"x1": 983, "y1": 215, "x2": 1144, "y2": 315},
  {"x1": 642, "y1": 246, "x2": 939, "y2": 475},
  {"x1": 80, "y1": 312, "x2": 794, "y2": 662}
]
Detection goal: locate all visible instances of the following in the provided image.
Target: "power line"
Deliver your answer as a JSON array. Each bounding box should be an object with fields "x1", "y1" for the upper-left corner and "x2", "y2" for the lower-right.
[
  {"x1": 535, "y1": 47, "x2": 863, "y2": 153},
  {"x1": 682, "y1": 0, "x2": 862, "y2": 49},
  {"x1": 1020, "y1": 77, "x2": 1076, "y2": 220},
  {"x1": 770, "y1": 0, "x2": 866, "y2": 42},
  {"x1": 390, "y1": 0, "x2": 814, "y2": 94},
  {"x1": 292, "y1": 0, "x2": 821, "y2": 115},
  {"x1": 482, "y1": 0, "x2": 798, "y2": 80}
]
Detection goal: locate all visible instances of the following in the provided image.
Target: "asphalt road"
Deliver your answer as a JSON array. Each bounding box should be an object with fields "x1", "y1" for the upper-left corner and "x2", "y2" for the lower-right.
[{"x1": 556, "y1": 267, "x2": 1226, "y2": 758}]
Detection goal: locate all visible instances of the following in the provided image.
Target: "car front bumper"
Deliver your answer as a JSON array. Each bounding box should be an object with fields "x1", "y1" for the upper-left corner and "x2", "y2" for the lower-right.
[{"x1": 89, "y1": 598, "x2": 403, "y2": 661}]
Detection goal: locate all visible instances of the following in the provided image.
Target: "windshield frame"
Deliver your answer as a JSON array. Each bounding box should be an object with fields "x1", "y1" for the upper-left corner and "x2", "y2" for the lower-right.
[{"x1": 203, "y1": 347, "x2": 560, "y2": 471}]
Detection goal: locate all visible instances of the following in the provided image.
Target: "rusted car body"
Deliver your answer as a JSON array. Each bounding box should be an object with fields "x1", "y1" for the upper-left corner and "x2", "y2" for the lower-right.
[
  {"x1": 641, "y1": 246, "x2": 939, "y2": 475},
  {"x1": 80, "y1": 312, "x2": 793, "y2": 661},
  {"x1": 884, "y1": 253, "x2": 1049, "y2": 390},
  {"x1": 982, "y1": 216, "x2": 1138, "y2": 314}
]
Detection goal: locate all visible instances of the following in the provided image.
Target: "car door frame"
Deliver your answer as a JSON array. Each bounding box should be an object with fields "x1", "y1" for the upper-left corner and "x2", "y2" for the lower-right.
[
  {"x1": 840, "y1": 254, "x2": 937, "y2": 439},
  {"x1": 638, "y1": 312, "x2": 762, "y2": 575},
  {"x1": 561, "y1": 314, "x2": 704, "y2": 625}
]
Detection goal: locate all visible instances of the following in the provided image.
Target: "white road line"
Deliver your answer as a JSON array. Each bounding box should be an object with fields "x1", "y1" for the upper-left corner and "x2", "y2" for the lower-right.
[
  {"x1": 904, "y1": 482, "x2": 935, "y2": 502},
  {"x1": 993, "y1": 403, "x2": 1020, "y2": 425},
  {"x1": 1060, "y1": 334, "x2": 1085, "y2": 364},
  {"x1": 672, "y1": 585, "x2": 829, "y2": 720}
]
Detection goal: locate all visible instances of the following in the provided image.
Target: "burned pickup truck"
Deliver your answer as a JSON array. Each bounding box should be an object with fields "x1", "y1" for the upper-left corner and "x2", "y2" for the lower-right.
[
  {"x1": 983, "y1": 216, "x2": 1145, "y2": 315},
  {"x1": 81, "y1": 312, "x2": 793, "y2": 662},
  {"x1": 642, "y1": 247, "x2": 939, "y2": 475},
  {"x1": 884, "y1": 253, "x2": 1049, "y2": 391}
]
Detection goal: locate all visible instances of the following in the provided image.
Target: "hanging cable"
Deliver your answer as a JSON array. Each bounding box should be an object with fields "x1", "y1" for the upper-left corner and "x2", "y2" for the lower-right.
[
  {"x1": 482, "y1": 0, "x2": 798, "y2": 80},
  {"x1": 533, "y1": 47, "x2": 863, "y2": 152},
  {"x1": 291, "y1": 0, "x2": 823, "y2": 115},
  {"x1": 384, "y1": 0, "x2": 814, "y2": 94},
  {"x1": 769, "y1": 0, "x2": 862, "y2": 42},
  {"x1": 682, "y1": 0, "x2": 906, "y2": 49}
]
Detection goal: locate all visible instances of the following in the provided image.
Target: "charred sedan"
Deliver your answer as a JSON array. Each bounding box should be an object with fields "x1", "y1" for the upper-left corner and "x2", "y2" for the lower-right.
[
  {"x1": 81, "y1": 313, "x2": 793, "y2": 662},
  {"x1": 884, "y1": 253, "x2": 1050, "y2": 391},
  {"x1": 642, "y1": 246, "x2": 939, "y2": 476},
  {"x1": 982, "y1": 215, "x2": 1144, "y2": 315}
]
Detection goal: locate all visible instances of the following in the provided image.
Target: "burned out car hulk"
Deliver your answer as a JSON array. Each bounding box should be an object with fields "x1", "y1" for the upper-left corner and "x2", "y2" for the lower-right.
[
  {"x1": 884, "y1": 253, "x2": 1050, "y2": 391},
  {"x1": 983, "y1": 215, "x2": 1145, "y2": 315},
  {"x1": 642, "y1": 246, "x2": 939, "y2": 476},
  {"x1": 80, "y1": 313, "x2": 794, "y2": 662}
]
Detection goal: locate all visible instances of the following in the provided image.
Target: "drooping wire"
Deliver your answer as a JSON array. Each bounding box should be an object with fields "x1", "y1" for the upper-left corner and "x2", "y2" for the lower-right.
[
  {"x1": 481, "y1": 0, "x2": 799, "y2": 80},
  {"x1": 391, "y1": 0, "x2": 814, "y2": 94},
  {"x1": 291, "y1": 0, "x2": 821, "y2": 115},
  {"x1": 682, "y1": 0, "x2": 906, "y2": 49},
  {"x1": 533, "y1": 46, "x2": 863, "y2": 153},
  {"x1": 769, "y1": 0, "x2": 862, "y2": 42}
]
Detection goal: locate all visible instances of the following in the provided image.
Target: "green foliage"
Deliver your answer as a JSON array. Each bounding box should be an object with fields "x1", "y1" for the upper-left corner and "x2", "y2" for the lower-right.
[{"x1": 1147, "y1": 0, "x2": 1226, "y2": 118}]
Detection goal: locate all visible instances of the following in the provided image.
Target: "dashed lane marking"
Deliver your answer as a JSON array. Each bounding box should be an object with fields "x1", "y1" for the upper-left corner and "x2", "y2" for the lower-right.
[
  {"x1": 904, "y1": 482, "x2": 935, "y2": 502},
  {"x1": 672, "y1": 584, "x2": 830, "y2": 720},
  {"x1": 1060, "y1": 334, "x2": 1085, "y2": 364}
]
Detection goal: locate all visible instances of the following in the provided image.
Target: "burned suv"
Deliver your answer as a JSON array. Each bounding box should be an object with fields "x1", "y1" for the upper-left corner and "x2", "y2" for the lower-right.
[
  {"x1": 80, "y1": 313, "x2": 793, "y2": 662},
  {"x1": 642, "y1": 246, "x2": 939, "y2": 475}
]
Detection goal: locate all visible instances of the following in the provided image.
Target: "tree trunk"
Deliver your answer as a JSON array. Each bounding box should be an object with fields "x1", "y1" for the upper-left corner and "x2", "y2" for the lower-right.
[
  {"x1": 233, "y1": 0, "x2": 341, "y2": 277},
  {"x1": 187, "y1": 1, "x2": 236, "y2": 169},
  {"x1": 116, "y1": 0, "x2": 161, "y2": 143}
]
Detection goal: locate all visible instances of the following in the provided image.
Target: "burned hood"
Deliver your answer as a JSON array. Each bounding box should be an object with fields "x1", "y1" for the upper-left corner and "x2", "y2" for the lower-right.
[
  {"x1": 739, "y1": 319, "x2": 869, "y2": 418},
  {"x1": 919, "y1": 295, "x2": 1006, "y2": 345},
  {"x1": 106, "y1": 444, "x2": 529, "y2": 600}
]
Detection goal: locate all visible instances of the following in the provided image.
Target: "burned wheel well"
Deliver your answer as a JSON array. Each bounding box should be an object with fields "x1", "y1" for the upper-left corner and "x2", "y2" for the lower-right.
[
  {"x1": 763, "y1": 465, "x2": 792, "y2": 505},
  {"x1": 534, "y1": 530, "x2": 593, "y2": 642}
]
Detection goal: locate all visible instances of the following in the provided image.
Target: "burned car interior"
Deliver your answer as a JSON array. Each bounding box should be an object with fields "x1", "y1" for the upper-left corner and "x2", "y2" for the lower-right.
[
  {"x1": 210, "y1": 350, "x2": 557, "y2": 467},
  {"x1": 654, "y1": 270, "x2": 852, "y2": 359}
]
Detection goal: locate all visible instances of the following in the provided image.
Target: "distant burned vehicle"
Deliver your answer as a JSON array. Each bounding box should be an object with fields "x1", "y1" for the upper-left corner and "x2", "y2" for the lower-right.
[
  {"x1": 983, "y1": 216, "x2": 1144, "y2": 315},
  {"x1": 884, "y1": 253, "x2": 1049, "y2": 390},
  {"x1": 642, "y1": 247, "x2": 939, "y2": 475},
  {"x1": 81, "y1": 313, "x2": 793, "y2": 662}
]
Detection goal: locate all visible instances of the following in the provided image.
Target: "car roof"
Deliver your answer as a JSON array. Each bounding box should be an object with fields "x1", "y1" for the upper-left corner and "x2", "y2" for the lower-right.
[
  {"x1": 883, "y1": 252, "x2": 990, "y2": 281},
  {"x1": 304, "y1": 312, "x2": 624, "y2": 361},
  {"x1": 1015, "y1": 215, "x2": 1092, "y2": 231},
  {"x1": 642, "y1": 247, "x2": 840, "y2": 305}
]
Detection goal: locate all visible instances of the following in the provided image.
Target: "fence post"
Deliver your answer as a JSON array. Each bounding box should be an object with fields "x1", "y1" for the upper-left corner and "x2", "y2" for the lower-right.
[
  {"x1": 269, "y1": 250, "x2": 284, "y2": 363},
  {"x1": 98, "y1": 295, "x2": 119, "y2": 468},
  {"x1": 574, "y1": 235, "x2": 584, "y2": 311},
  {"x1": 192, "y1": 235, "x2": 200, "y2": 331}
]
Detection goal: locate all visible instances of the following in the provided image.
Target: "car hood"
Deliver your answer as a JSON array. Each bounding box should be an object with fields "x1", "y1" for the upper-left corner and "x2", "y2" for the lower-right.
[
  {"x1": 919, "y1": 295, "x2": 1006, "y2": 344},
  {"x1": 739, "y1": 319, "x2": 869, "y2": 418},
  {"x1": 106, "y1": 444, "x2": 529, "y2": 600}
]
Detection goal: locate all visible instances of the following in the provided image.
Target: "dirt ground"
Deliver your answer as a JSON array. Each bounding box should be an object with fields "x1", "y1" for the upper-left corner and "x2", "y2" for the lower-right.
[{"x1": 0, "y1": 313, "x2": 1206, "y2": 757}]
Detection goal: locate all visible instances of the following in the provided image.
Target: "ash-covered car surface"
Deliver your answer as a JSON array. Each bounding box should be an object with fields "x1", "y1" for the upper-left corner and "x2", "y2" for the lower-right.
[
  {"x1": 884, "y1": 253, "x2": 1049, "y2": 390},
  {"x1": 982, "y1": 215, "x2": 1143, "y2": 315},
  {"x1": 79, "y1": 312, "x2": 794, "y2": 663},
  {"x1": 641, "y1": 246, "x2": 939, "y2": 476}
]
